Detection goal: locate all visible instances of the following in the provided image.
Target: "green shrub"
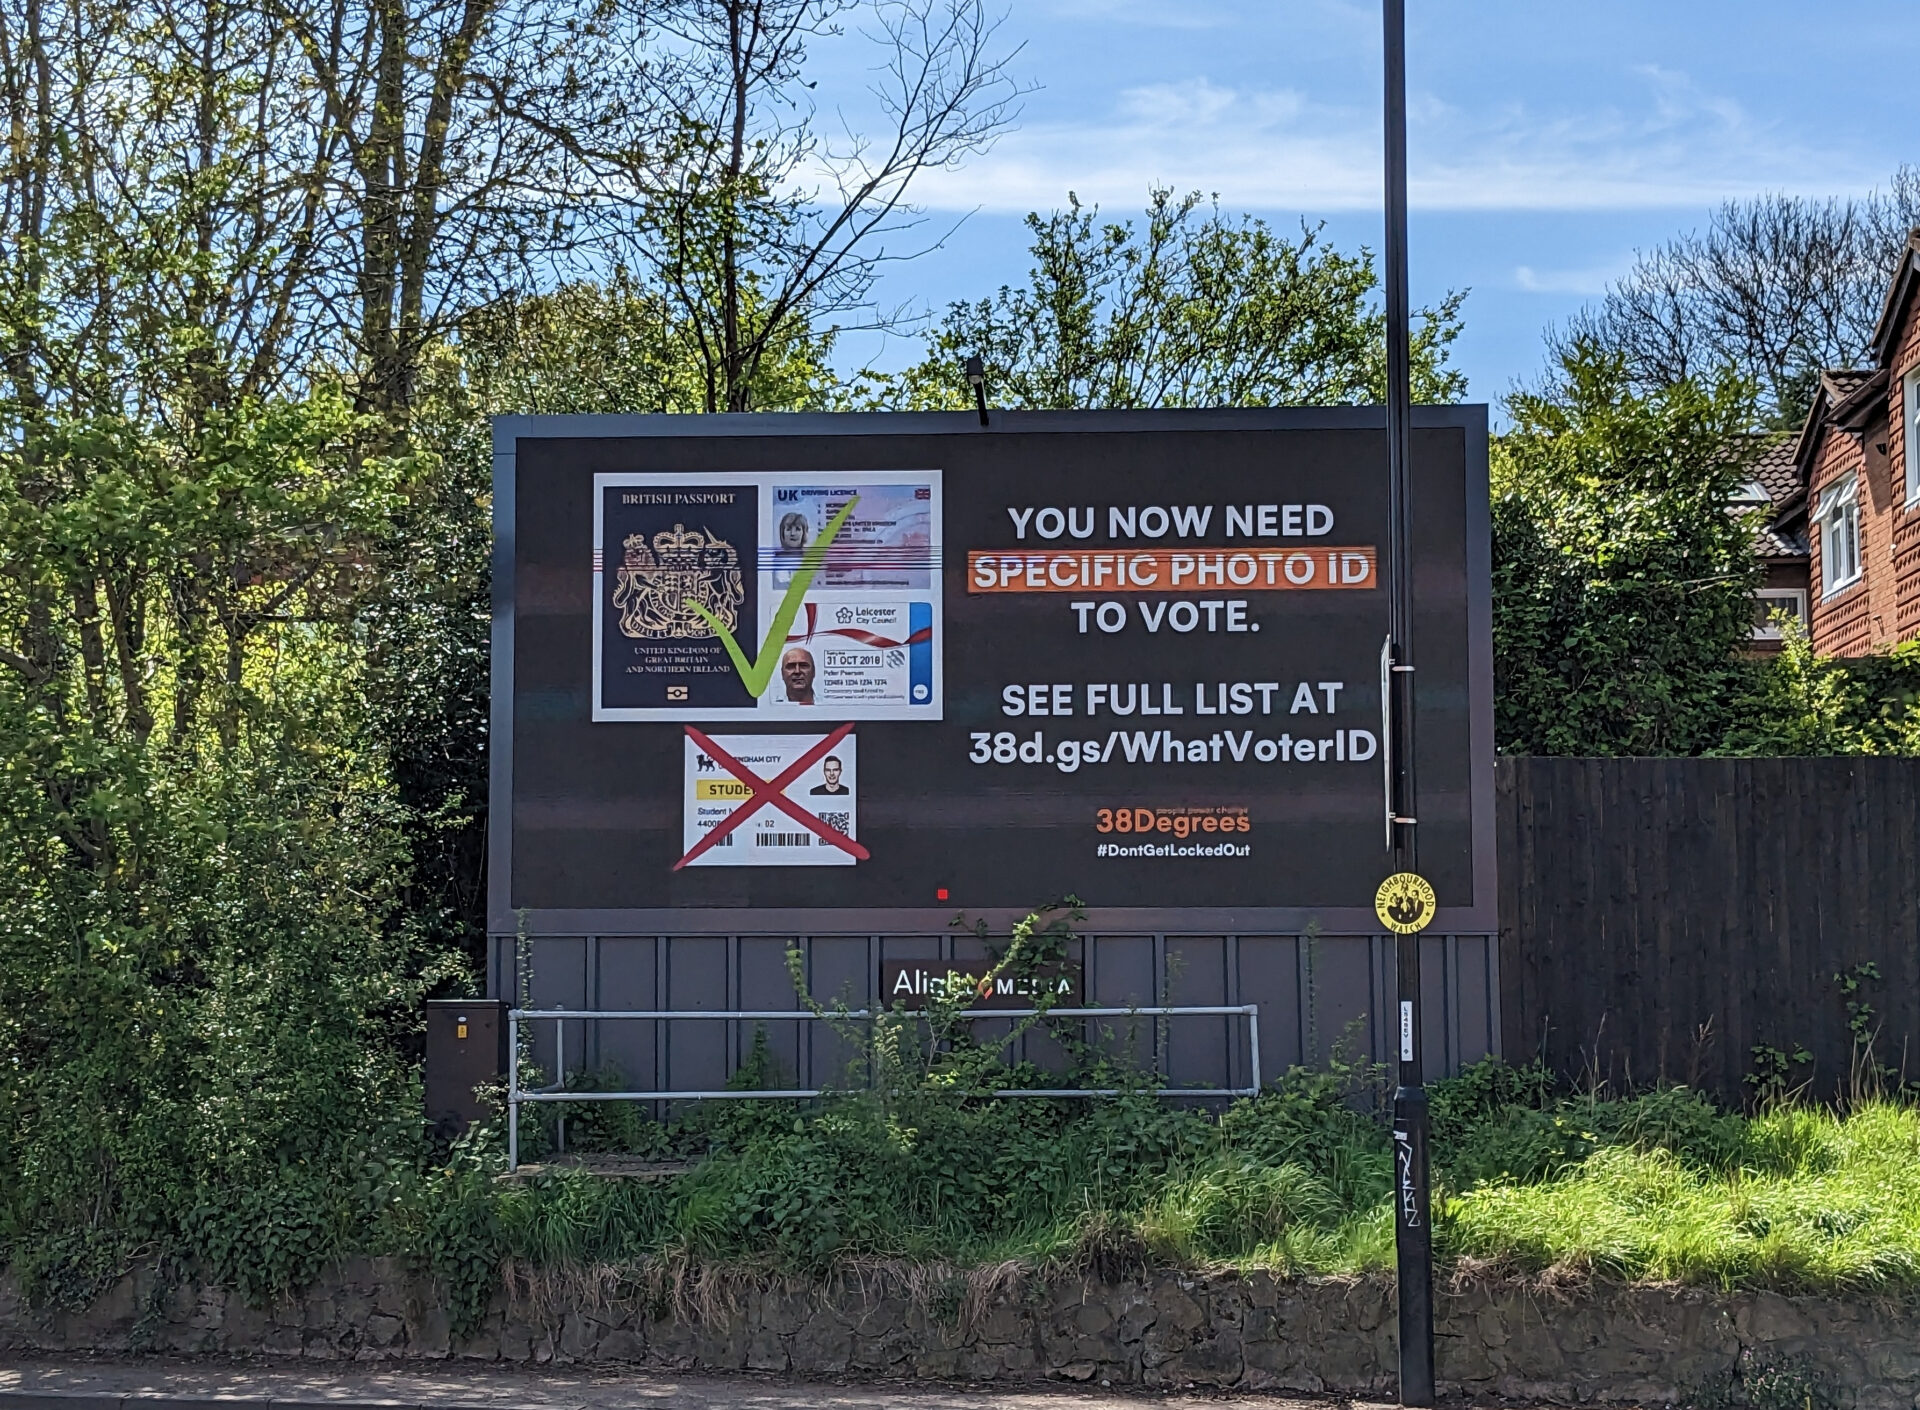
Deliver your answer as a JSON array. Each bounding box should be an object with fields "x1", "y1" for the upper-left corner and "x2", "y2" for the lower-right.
[
  {"x1": 0, "y1": 647, "x2": 445, "y2": 1308},
  {"x1": 1440, "y1": 1104, "x2": 1599, "y2": 1187},
  {"x1": 16, "y1": 880, "x2": 1920, "y2": 1311},
  {"x1": 1603, "y1": 1086, "x2": 1750, "y2": 1170},
  {"x1": 1429, "y1": 1056, "x2": 1555, "y2": 1143}
]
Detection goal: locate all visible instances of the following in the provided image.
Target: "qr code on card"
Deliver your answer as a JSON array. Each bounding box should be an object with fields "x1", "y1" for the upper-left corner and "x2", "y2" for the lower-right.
[{"x1": 817, "y1": 811, "x2": 851, "y2": 835}]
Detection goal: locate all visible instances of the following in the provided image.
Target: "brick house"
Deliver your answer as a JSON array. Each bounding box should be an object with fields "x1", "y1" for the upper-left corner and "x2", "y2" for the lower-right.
[{"x1": 1772, "y1": 230, "x2": 1920, "y2": 655}]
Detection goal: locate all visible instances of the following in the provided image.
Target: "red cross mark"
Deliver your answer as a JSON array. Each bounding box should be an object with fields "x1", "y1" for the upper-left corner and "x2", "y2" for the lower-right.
[{"x1": 675, "y1": 723, "x2": 869, "y2": 871}]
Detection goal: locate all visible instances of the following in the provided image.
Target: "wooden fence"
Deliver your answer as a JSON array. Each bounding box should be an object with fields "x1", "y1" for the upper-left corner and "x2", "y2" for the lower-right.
[{"x1": 1498, "y1": 756, "x2": 1920, "y2": 1102}]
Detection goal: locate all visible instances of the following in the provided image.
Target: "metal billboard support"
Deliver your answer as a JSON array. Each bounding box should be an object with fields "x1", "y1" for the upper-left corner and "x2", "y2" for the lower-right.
[
  {"x1": 504, "y1": 1004, "x2": 1262, "y2": 1172},
  {"x1": 1382, "y1": 0, "x2": 1436, "y2": 1402}
]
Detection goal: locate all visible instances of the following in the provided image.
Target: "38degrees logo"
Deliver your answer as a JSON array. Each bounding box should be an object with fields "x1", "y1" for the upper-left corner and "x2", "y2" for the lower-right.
[{"x1": 684, "y1": 496, "x2": 859, "y2": 695}]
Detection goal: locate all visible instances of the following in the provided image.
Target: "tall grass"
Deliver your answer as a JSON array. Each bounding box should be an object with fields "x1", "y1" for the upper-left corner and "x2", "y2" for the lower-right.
[
  {"x1": 424, "y1": 1062, "x2": 1920, "y2": 1309},
  {"x1": 1443, "y1": 1102, "x2": 1920, "y2": 1291}
]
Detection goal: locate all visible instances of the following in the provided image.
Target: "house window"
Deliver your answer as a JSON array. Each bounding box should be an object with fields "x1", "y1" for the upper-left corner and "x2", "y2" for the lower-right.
[
  {"x1": 1752, "y1": 588, "x2": 1808, "y2": 641},
  {"x1": 1818, "y1": 473, "x2": 1862, "y2": 595},
  {"x1": 1906, "y1": 367, "x2": 1920, "y2": 504}
]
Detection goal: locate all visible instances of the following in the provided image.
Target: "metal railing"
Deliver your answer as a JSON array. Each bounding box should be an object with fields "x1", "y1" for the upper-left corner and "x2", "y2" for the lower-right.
[{"x1": 506, "y1": 1004, "x2": 1261, "y2": 1171}]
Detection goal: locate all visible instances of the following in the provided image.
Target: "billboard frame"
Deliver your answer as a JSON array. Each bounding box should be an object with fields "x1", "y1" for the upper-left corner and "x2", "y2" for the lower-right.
[{"x1": 490, "y1": 406, "x2": 1495, "y2": 938}]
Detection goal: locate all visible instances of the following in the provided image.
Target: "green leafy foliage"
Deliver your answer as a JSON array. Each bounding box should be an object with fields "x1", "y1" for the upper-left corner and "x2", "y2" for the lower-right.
[
  {"x1": 0, "y1": 291, "x2": 443, "y2": 1311},
  {"x1": 1490, "y1": 345, "x2": 1920, "y2": 761},
  {"x1": 855, "y1": 189, "x2": 1465, "y2": 411},
  {"x1": 1492, "y1": 342, "x2": 1763, "y2": 755},
  {"x1": 474, "y1": 1060, "x2": 1387, "y2": 1282},
  {"x1": 454, "y1": 273, "x2": 837, "y2": 419},
  {"x1": 1722, "y1": 620, "x2": 1920, "y2": 756},
  {"x1": 0, "y1": 668, "x2": 434, "y2": 1305}
]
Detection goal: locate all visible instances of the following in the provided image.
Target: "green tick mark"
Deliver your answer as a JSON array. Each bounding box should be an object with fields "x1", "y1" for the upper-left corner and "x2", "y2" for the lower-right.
[{"x1": 685, "y1": 495, "x2": 860, "y2": 698}]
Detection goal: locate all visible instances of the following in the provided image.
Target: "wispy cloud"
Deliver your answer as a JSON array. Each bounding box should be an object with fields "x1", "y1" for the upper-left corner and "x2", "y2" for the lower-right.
[
  {"x1": 1512, "y1": 263, "x2": 1627, "y2": 295},
  {"x1": 912, "y1": 65, "x2": 1884, "y2": 214}
]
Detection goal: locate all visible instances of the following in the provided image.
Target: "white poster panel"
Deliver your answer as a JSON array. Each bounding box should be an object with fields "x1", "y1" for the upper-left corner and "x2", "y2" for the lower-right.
[
  {"x1": 594, "y1": 470, "x2": 942, "y2": 721},
  {"x1": 681, "y1": 732, "x2": 859, "y2": 868}
]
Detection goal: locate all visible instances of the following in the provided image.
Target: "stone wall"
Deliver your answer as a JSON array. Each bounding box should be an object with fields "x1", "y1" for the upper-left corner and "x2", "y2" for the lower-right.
[{"x1": 5, "y1": 1261, "x2": 1920, "y2": 1408}]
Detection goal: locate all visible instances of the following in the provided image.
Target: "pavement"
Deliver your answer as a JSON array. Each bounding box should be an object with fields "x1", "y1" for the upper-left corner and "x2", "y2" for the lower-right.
[{"x1": 0, "y1": 1360, "x2": 1427, "y2": 1410}]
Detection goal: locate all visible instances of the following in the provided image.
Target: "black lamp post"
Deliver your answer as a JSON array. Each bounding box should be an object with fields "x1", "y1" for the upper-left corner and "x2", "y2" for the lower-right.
[{"x1": 1382, "y1": 0, "x2": 1436, "y2": 1403}]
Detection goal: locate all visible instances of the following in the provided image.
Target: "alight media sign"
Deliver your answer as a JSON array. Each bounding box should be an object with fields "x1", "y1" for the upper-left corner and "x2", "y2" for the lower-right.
[
  {"x1": 493, "y1": 408, "x2": 1495, "y2": 932},
  {"x1": 878, "y1": 960, "x2": 1079, "y2": 1010}
]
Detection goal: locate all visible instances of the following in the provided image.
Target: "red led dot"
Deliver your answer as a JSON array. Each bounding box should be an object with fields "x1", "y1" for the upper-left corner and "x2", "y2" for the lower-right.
[{"x1": 935, "y1": 888, "x2": 950, "y2": 901}]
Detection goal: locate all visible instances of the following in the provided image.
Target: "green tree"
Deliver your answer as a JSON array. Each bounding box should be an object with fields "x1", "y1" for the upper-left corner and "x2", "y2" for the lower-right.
[
  {"x1": 0, "y1": 0, "x2": 969, "y2": 1304},
  {"x1": 368, "y1": 272, "x2": 840, "y2": 949},
  {"x1": 606, "y1": 0, "x2": 1023, "y2": 412},
  {"x1": 453, "y1": 270, "x2": 837, "y2": 416},
  {"x1": 0, "y1": 390, "x2": 435, "y2": 1301},
  {"x1": 0, "y1": 0, "x2": 570, "y2": 1290},
  {"x1": 858, "y1": 189, "x2": 1466, "y2": 410},
  {"x1": 1491, "y1": 342, "x2": 1762, "y2": 756}
]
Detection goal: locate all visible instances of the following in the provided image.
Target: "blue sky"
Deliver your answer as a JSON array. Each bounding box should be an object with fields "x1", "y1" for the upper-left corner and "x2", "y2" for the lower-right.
[{"x1": 825, "y1": 0, "x2": 1915, "y2": 407}]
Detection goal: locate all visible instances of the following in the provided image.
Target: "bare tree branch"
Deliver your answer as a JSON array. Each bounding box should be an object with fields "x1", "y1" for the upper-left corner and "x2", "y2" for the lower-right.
[{"x1": 1558, "y1": 173, "x2": 1920, "y2": 426}]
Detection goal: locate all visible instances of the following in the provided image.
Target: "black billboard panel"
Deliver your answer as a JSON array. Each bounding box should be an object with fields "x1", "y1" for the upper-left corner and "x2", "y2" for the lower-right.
[{"x1": 492, "y1": 409, "x2": 1494, "y2": 935}]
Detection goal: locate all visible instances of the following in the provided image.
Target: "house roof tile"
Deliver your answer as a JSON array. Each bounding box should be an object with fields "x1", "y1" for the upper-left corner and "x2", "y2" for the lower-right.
[
  {"x1": 1753, "y1": 520, "x2": 1809, "y2": 560},
  {"x1": 1869, "y1": 229, "x2": 1920, "y2": 367},
  {"x1": 1728, "y1": 434, "x2": 1807, "y2": 563},
  {"x1": 1749, "y1": 436, "x2": 1800, "y2": 504}
]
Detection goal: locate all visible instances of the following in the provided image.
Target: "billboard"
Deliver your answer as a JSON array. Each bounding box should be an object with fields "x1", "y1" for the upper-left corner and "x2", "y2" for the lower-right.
[{"x1": 492, "y1": 409, "x2": 1494, "y2": 935}]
